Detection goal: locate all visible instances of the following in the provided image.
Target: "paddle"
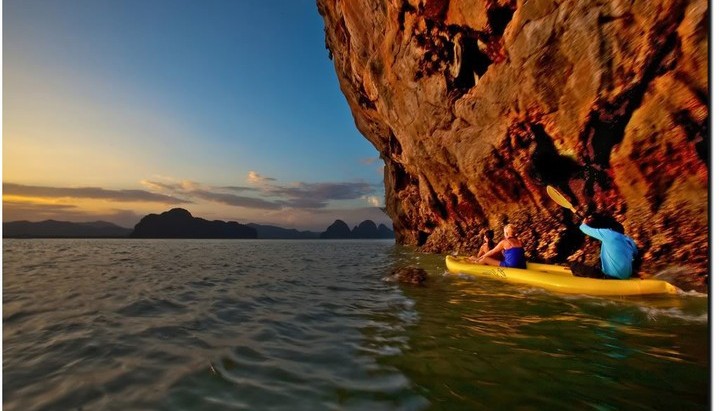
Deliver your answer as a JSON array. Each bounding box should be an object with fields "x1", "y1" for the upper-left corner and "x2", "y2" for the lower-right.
[{"x1": 546, "y1": 186, "x2": 583, "y2": 218}]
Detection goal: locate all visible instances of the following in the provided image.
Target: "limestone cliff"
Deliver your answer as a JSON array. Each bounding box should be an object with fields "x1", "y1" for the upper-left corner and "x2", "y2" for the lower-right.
[{"x1": 317, "y1": 0, "x2": 708, "y2": 282}]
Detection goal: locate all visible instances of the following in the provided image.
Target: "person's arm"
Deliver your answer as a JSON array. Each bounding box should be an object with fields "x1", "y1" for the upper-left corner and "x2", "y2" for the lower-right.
[
  {"x1": 479, "y1": 240, "x2": 505, "y2": 260},
  {"x1": 579, "y1": 221, "x2": 607, "y2": 241},
  {"x1": 468, "y1": 244, "x2": 488, "y2": 262},
  {"x1": 478, "y1": 244, "x2": 489, "y2": 256}
]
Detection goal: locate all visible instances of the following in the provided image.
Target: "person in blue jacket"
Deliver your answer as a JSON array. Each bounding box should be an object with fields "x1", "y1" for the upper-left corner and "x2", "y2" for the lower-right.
[
  {"x1": 572, "y1": 213, "x2": 639, "y2": 279},
  {"x1": 473, "y1": 224, "x2": 527, "y2": 269}
]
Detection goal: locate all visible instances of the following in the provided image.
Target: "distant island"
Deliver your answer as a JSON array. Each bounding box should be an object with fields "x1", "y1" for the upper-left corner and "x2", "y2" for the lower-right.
[
  {"x1": 130, "y1": 208, "x2": 257, "y2": 239},
  {"x1": 3, "y1": 208, "x2": 394, "y2": 240},
  {"x1": 320, "y1": 219, "x2": 394, "y2": 239},
  {"x1": 3, "y1": 220, "x2": 132, "y2": 238},
  {"x1": 246, "y1": 223, "x2": 320, "y2": 239}
]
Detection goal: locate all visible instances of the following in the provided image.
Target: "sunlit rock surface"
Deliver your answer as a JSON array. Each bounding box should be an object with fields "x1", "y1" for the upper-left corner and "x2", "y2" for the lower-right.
[{"x1": 317, "y1": 0, "x2": 707, "y2": 282}]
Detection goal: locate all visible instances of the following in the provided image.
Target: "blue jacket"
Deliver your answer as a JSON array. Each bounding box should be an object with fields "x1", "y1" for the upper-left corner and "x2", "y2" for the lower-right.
[{"x1": 579, "y1": 223, "x2": 638, "y2": 279}]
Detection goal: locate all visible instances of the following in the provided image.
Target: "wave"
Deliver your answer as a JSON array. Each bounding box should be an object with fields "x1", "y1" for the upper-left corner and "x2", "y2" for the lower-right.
[{"x1": 639, "y1": 307, "x2": 708, "y2": 323}]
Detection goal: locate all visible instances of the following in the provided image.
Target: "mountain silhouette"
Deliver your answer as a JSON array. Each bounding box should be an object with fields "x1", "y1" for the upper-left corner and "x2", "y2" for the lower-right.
[
  {"x1": 247, "y1": 223, "x2": 320, "y2": 239},
  {"x1": 320, "y1": 219, "x2": 394, "y2": 239},
  {"x1": 377, "y1": 223, "x2": 394, "y2": 238},
  {"x1": 320, "y1": 219, "x2": 352, "y2": 239},
  {"x1": 3, "y1": 220, "x2": 132, "y2": 238},
  {"x1": 4, "y1": 213, "x2": 393, "y2": 240},
  {"x1": 130, "y1": 208, "x2": 257, "y2": 239},
  {"x1": 352, "y1": 220, "x2": 379, "y2": 238}
]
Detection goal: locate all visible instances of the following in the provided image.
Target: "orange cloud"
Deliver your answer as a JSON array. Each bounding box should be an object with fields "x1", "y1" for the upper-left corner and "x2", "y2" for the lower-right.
[{"x1": 4, "y1": 182, "x2": 188, "y2": 204}]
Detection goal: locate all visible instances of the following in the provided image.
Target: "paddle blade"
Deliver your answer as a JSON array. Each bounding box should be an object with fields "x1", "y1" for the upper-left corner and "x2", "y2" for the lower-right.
[{"x1": 546, "y1": 186, "x2": 577, "y2": 214}]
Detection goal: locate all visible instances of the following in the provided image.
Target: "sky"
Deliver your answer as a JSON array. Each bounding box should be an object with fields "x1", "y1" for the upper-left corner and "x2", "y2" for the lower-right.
[{"x1": 3, "y1": 0, "x2": 391, "y2": 230}]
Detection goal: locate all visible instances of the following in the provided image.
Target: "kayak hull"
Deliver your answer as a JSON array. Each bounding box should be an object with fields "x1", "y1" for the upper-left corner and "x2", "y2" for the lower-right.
[{"x1": 445, "y1": 256, "x2": 678, "y2": 296}]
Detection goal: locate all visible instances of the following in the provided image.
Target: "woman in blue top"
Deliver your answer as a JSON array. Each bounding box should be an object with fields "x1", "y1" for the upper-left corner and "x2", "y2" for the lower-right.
[
  {"x1": 573, "y1": 213, "x2": 639, "y2": 279},
  {"x1": 473, "y1": 224, "x2": 527, "y2": 269}
]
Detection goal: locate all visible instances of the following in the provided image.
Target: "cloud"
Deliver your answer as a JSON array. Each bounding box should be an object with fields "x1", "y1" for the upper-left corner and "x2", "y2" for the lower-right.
[
  {"x1": 141, "y1": 180, "x2": 181, "y2": 191},
  {"x1": 140, "y1": 179, "x2": 202, "y2": 193},
  {"x1": 277, "y1": 197, "x2": 328, "y2": 209},
  {"x1": 360, "y1": 157, "x2": 384, "y2": 175},
  {"x1": 140, "y1": 179, "x2": 279, "y2": 210},
  {"x1": 267, "y1": 182, "x2": 375, "y2": 201},
  {"x1": 364, "y1": 195, "x2": 382, "y2": 207},
  {"x1": 3, "y1": 175, "x2": 386, "y2": 225},
  {"x1": 4, "y1": 183, "x2": 189, "y2": 204},
  {"x1": 3, "y1": 199, "x2": 78, "y2": 211},
  {"x1": 191, "y1": 190, "x2": 283, "y2": 210},
  {"x1": 180, "y1": 180, "x2": 201, "y2": 191},
  {"x1": 247, "y1": 171, "x2": 276, "y2": 185},
  {"x1": 190, "y1": 181, "x2": 377, "y2": 210},
  {"x1": 143, "y1": 178, "x2": 257, "y2": 194},
  {"x1": 204, "y1": 175, "x2": 379, "y2": 210},
  {"x1": 3, "y1": 200, "x2": 141, "y2": 228},
  {"x1": 360, "y1": 157, "x2": 380, "y2": 165},
  {"x1": 218, "y1": 185, "x2": 258, "y2": 192},
  {"x1": 247, "y1": 181, "x2": 378, "y2": 209}
]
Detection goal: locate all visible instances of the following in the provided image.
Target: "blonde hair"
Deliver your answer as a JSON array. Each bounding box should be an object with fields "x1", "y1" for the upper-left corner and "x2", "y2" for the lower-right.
[{"x1": 504, "y1": 224, "x2": 516, "y2": 238}]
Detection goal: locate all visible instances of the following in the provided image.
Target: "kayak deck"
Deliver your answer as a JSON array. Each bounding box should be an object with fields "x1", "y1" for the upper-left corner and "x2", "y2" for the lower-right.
[{"x1": 445, "y1": 256, "x2": 678, "y2": 296}]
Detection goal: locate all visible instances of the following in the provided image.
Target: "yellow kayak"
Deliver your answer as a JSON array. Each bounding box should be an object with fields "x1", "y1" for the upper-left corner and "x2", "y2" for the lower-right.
[{"x1": 445, "y1": 256, "x2": 678, "y2": 296}]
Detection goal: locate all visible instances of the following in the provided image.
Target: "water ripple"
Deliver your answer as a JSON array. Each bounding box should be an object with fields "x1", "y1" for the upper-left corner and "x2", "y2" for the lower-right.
[{"x1": 3, "y1": 239, "x2": 708, "y2": 411}]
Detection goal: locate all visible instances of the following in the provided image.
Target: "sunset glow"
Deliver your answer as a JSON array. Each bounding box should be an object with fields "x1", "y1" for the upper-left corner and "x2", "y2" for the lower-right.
[{"x1": 3, "y1": 1, "x2": 389, "y2": 230}]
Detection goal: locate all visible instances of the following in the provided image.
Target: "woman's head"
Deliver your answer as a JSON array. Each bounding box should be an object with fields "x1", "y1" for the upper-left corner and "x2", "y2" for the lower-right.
[
  {"x1": 503, "y1": 224, "x2": 516, "y2": 238},
  {"x1": 482, "y1": 229, "x2": 494, "y2": 242}
]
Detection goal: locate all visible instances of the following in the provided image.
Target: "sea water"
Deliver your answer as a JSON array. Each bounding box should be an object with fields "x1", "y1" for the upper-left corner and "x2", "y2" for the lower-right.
[{"x1": 3, "y1": 239, "x2": 709, "y2": 410}]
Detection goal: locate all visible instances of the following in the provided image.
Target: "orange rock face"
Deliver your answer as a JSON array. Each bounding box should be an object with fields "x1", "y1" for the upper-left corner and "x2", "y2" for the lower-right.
[{"x1": 317, "y1": 0, "x2": 708, "y2": 282}]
